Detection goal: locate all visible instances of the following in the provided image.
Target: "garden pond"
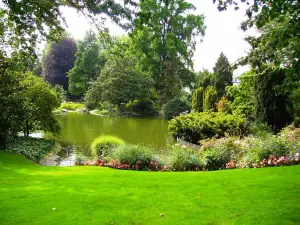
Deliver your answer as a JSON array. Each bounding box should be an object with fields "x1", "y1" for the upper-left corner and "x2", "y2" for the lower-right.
[{"x1": 41, "y1": 112, "x2": 170, "y2": 165}]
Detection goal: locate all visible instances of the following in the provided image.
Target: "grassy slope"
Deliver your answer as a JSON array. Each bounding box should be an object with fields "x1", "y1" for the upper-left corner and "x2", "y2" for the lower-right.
[{"x1": 0, "y1": 152, "x2": 300, "y2": 225}]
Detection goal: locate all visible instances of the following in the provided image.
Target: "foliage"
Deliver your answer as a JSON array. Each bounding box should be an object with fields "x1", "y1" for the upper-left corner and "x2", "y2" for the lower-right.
[
  {"x1": 249, "y1": 122, "x2": 272, "y2": 138},
  {"x1": 169, "y1": 112, "x2": 248, "y2": 144},
  {"x1": 216, "y1": 96, "x2": 231, "y2": 113},
  {"x1": 200, "y1": 137, "x2": 243, "y2": 162},
  {"x1": 192, "y1": 87, "x2": 204, "y2": 112},
  {"x1": 132, "y1": 0, "x2": 205, "y2": 103},
  {"x1": 90, "y1": 135, "x2": 125, "y2": 158},
  {"x1": 53, "y1": 85, "x2": 66, "y2": 103},
  {"x1": 1, "y1": 0, "x2": 136, "y2": 57},
  {"x1": 289, "y1": 85, "x2": 300, "y2": 126},
  {"x1": 254, "y1": 69, "x2": 292, "y2": 131},
  {"x1": 58, "y1": 102, "x2": 86, "y2": 111},
  {"x1": 0, "y1": 55, "x2": 24, "y2": 144},
  {"x1": 6, "y1": 137, "x2": 60, "y2": 162},
  {"x1": 204, "y1": 147, "x2": 231, "y2": 171},
  {"x1": 68, "y1": 30, "x2": 113, "y2": 97},
  {"x1": 226, "y1": 70, "x2": 255, "y2": 117},
  {"x1": 203, "y1": 86, "x2": 218, "y2": 112},
  {"x1": 213, "y1": 52, "x2": 233, "y2": 96},
  {"x1": 20, "y1": 73, "x2": 61, "y2": 136},
  {"x1": 42, "y1": 36, "x2": 77, "y2": 90},
  {"x1": 170, "y1": 145, "x2": 202, "y2": 171},
  {"x1": 126, "y1": 99, "x2": 158, "y2": 116},
  {"x1": 85, "y1": 54, "x2": 154, "y2": 107},
  {"x1": 195, "y1": 69, "x2": 214, "y2": 90},
  {"x1": 111, "y1": 144, "x2": 157, "y2": 170},
  {"x1": 163, "y1": 98, "x2": 190, "y2": 120}
]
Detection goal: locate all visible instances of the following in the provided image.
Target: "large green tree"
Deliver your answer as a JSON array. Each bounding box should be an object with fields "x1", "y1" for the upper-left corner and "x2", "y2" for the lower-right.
[
  {"x1": 226, "y1": 70, "x2": 255, "y2": 117},
  {"x1": 132, "y1": 0, "x2": 205, "y2": 104},
  {"x1": 85, "y1": 54, "x2": 154, "y2": 108},
  {"x1": 0, "y1": 53, "x2": 24, "y2": 145},
  {"x1": 213, "y1": 52, "x2": 233, "y2": 96},
  {"x1": 68, "y1": 30, "x2": 113, "y2": 97},
  {"x1": 42, "y1": 36, "x2": 77, "y2": 90},
  {"x1": 0, "y1": 0, "x2": 137, "y2": 57},
  {"x1": 254, "y1": 69, "x2": 292, "y2": 131},
  {"x1": 20, "y1": 73, "x2": 61, "y2": 136}
]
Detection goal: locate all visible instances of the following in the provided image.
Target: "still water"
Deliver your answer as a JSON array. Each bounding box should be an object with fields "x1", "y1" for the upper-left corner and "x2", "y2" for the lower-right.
[{"x1": 55, "y1": 113, "x2": 170, "y2": 149}]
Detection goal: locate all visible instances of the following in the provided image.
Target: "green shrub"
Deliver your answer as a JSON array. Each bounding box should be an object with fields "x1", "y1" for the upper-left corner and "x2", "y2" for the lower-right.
[
  {"x1": 59, "y1": 102, "x2": 85, "y2": 111},
  {"x1": 112, "y1": 144, "x2": 155, "y2": 170},
  {"x1": 200, "y1": 137, "x2": 243, "y2": 161},
  {"x1": 204, "y1": 146, "x2": 231, "y2": 170},
  {"x1": 249, "y1": 122, "x2": 272, "y2": 138},
  {"x1": 170, "y1": 145, "x2": 202, "y2": 171},
  {"x1": 163, "y1": 98, "x2": 190, "y2": 119},
  {"x1": 251, "y1": 135, "x2": 292, "y2": 160},
  {"x1": 126, "y1": 99, "x2": 158, "y2": 116},
  {"x1": 169, "y1": 112, "x2": 248, "y2": 144},
  {"x1": 6, "y1": 137, "x2": 60, "y2": 161},
  {"x1": 90, "y1": 135, "x2": 125, "y2": 158}
]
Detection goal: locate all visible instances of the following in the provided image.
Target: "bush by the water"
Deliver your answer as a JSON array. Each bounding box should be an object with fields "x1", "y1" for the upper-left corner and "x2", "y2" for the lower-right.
[
  {"x1": 126, "y1": 99, "x2": 158, "y2": 116},
  {"x1": 169, "y1": 112, "x2": 248, "y2": 144},
  {"x1": 90, "y1": 135, "x2": 125, "y2": 158},
  {"x1": 163, "y1": 98, "x2": 190, "y2": 119},
  {"x1": 6, "y1": 137, "x2": 60, "y2": 161},
  {"x1": 59, "y1": 102, "x2": 86, "y2": 111}
]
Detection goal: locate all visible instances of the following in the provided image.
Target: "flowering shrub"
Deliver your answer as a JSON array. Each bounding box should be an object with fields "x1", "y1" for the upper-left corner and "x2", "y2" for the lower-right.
[
  {"x1": 226, "y1": 153, "x2": 300, "y2": 170},
  {"x1": 170, "y1": 145, "x2": 203, "y2": 171}
]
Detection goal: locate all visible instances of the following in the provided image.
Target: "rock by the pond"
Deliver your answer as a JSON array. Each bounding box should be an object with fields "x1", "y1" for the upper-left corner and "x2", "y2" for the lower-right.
[
  {"x1": 61, "y1": 109, "x2": 68, "y2": 113},
  {"x1": 77, "y1": 108, "x2": 88, "y2": 113},
  {"x1": 40, "y1": 153, "x2": 60, "y2": 166}
]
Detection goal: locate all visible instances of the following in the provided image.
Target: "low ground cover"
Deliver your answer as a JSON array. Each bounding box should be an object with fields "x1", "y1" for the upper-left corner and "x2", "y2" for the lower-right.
[
  {"x1": 0, "y1": 151, "x2": 300, "y2": 225},
  {"x1": 58, "y1": 102, "x2": 86, "y2": 111}
]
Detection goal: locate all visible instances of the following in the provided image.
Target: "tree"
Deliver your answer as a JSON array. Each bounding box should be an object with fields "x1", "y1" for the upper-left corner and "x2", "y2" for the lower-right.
[
  {"x1": 85, "y1": 55, "x2": 154, "y2": 107},
  {"x1": 132, "y1": 0, "x2": 205, "y2": 104},
  {"x1": 213, "y1": 52, "x2": 233, "y2": 96},
  {"x1": 1, "y1": 0, "x2": 137, "y2": 57},
  {"x1": 195, "y1": 69, "x2": 214, "y2": 90},
  {"x1": 214, "y1": 0, "x2": 300, "y2": 81},
  {"x1": 163, "y1": 98, "x2": 190, "y2": 119},
  {"x1": 42, "y1": 36, "x2": 77, "y2": 90},
  {"x1": 226, "y1": 70, "x2": 255, "y2": 117},
  {"x1": 20, "y1": 73, "x2": 61, "y2": 136},
  {"x1": 192, "y1": 87, "x2": 204, "y2": 112},
  {"x1": 0, "y1": 53, "x2": 24, "y2": 145},
  {"x1": 68, "y1": 30, "x2": 112, "y2": 97},
  {"x1": 254, "y1": 69, "x2": 292, "y2": 131},
  {"x1": 203, "y1": 86, "x2": 218, "y2": 112}
]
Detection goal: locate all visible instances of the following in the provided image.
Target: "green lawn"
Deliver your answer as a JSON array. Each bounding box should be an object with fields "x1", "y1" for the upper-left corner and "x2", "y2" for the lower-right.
[{"x1": 1, "y1": 152, "x2": 300, "y2": 225}]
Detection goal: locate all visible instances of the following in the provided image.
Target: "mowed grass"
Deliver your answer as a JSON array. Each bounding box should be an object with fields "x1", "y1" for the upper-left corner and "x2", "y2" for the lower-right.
[{"x1": 0, "y1": 152, "x2": 300, "y2": 225}]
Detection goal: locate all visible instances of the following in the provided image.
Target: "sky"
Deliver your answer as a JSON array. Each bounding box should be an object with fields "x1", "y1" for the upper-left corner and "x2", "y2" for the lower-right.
[{"x1": 60, "y1": 1, "x2": 256, "y2": 77}]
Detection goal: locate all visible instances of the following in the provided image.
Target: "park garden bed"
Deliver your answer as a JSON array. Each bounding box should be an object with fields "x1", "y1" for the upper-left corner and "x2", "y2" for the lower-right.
[{"x1": 74, "y1": 125, "x2": 300, "y2": 171}]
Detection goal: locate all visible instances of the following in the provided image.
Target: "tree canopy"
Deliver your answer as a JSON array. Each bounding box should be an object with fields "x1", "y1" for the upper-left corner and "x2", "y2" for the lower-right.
[{"x1": 42, "y1": 36, "x2": 77, "y2": 90}]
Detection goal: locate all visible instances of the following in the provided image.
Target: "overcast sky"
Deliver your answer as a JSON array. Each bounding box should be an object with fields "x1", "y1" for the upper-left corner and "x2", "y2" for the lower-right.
[{"x1": 60, "y1": 1, "x2": 256, "y2": 77}]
